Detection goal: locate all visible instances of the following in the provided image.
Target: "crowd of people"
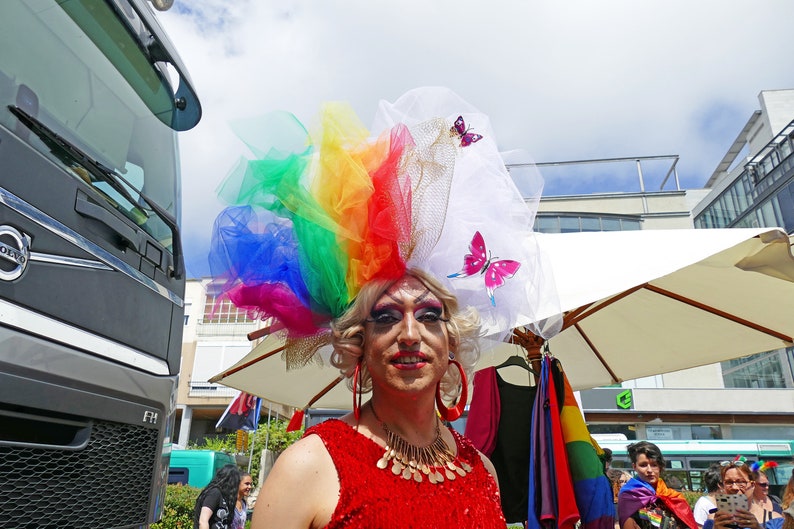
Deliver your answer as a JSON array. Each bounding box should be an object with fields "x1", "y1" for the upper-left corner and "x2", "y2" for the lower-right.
[
  {"x1": 192, "y1": 87, "x2": 794, "y2": 528},
  {"x1": 189, "y1": 438, "x2": 794, "y2": 529},
  {"x1": 603, "y1": 442, "x2": 794, "y2": 529}
]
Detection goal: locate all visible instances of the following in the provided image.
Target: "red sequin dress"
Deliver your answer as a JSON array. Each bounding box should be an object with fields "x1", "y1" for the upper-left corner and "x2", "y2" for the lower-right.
[{"x1": 305, "y1": 419, "x2": 507, "y2": 529}]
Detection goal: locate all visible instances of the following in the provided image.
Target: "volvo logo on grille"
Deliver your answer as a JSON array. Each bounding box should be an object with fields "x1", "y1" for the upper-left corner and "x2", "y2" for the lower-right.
[{"x1": 0, "y1": 226, "x2": 30, "y2": 282}]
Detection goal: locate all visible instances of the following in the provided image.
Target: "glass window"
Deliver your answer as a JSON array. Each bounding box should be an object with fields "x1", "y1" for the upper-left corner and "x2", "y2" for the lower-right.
[
  {"x1": 722, "y1": 350, "x2": 787, "y2": 388},
  {"x1": 728, "y1": 188, "x2": 741, "y2": 218},
  {"x1": 691, "y1": 425, "x2": 722, "y2": 440},
  {"x1": 759, "y1": 200, "x2": 779, "y2": 227},
  {"x1": 192, "y1": 343, "x2": 252, "y2": 384},
  {"x1": 0, "y1": 1, "x2": 180, "y2": 248},
  {"x1": 536, "y1": 216, "x2": 560, "y2": 233},
  {"x1": 580, "y1": 217, "x2": 601, "y2": 231},
  {"x1": 688, "y1": 459, "x2": 720, "y2": 471},
  {"x1": 737, "y1": 179, "x2": 750, "y2": 211},
  {"x1": 537, "y1": 214, "x2": 641, "y2": 233},
  {"x1": 718, "y1": 196, "x2": 729, "y2": 225},
  {"x1": 760, "y1": 156, "x2": 774, "y2": 178},
  {"x1": 779, "y1": 138, "x2": 792, "y2": 160},
  {"x1": 730, "y1": 424, "x2": 794, "y2": 439},
  {"x1": 587, "y1": 424, "x2": 637, "y2": 440},
  {"x1": 560, "y1": 216, "x2": 580, "y2": 233},
  {"x1": 781, "y1": 183, "x2": 794, "y2": 233},
  {"x1": 203, "y1": 295, "x2": 255, "y2": 324},
  {"x1": 622, "y1": 219, "x2": 641, "y2": 230}
]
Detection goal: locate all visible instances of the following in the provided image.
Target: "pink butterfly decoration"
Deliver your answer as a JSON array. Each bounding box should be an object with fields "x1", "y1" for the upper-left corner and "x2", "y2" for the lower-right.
[
  {"x1": 447, "y1": 231, "x2": 521, "y2": 306},
  {"x1": 450, "y1": 115, "x2": 483, "y2": 147}
]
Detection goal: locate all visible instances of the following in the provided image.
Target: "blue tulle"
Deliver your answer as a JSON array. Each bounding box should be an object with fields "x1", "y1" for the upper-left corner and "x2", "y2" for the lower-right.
[{"x1": 209, "y1": 206, "x2": 312, "y2": 309}]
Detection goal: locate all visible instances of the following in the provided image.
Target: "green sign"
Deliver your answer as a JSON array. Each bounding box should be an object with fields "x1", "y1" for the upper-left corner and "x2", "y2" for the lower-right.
[{"x1": 616, "y1": 389, "x2": 633, "y2": 409}]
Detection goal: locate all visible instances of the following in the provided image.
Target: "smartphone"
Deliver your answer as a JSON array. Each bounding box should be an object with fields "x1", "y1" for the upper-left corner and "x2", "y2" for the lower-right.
[{"x1": 715, "y1": 493, "x2": 747, "y2": 515}]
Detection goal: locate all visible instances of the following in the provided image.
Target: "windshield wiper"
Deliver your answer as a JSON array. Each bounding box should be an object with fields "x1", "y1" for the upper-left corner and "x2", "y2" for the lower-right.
[{"x1": 8, "y1": 104, "x2": 184, "y2": 279}]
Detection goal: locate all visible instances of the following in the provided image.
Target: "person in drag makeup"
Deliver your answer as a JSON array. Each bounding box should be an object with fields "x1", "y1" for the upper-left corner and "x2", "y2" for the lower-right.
[{"x1": 208, "y1": 87, "x2": 559, "y2": 528}]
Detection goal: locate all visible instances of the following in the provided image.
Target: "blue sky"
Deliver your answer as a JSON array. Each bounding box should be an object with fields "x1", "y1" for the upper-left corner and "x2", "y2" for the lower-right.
[{"x1": 155, "y1": 0, "x2": 794, "y2": 279}]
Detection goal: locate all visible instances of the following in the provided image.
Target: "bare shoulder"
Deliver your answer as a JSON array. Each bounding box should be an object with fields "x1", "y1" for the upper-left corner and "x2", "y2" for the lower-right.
[
  {"x1": 251, "y1": 433, "x2": 339, "y2": 529},
  {"x1": 275, "y1": 432, "x2": 334, "y2": 472}
]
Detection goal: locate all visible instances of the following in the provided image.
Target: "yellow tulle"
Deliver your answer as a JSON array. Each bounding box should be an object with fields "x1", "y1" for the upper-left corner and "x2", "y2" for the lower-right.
[{"x1": 310, "y1": 104, "x2": 398, "y2": 300}]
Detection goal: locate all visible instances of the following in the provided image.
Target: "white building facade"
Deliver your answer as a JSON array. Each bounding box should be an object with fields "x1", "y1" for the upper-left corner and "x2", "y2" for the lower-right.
[
  {"x1": 524, "y1": 90, "x2": 794, "y2": 442},
  {"x1": 175, "y1": 279, "x2": 290, "y2": 447}
]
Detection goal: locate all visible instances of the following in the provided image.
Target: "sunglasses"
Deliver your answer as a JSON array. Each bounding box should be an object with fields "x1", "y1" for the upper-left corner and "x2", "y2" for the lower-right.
[
  {"x1": 757, "y1": 483, "x2": 769, "y2": 488},
  {"x1": 720, "y1": 460, "x2": 746, "y2": 467},
  {"x1": 723, "y1": 480, "x2": 750, "y2": 487}
]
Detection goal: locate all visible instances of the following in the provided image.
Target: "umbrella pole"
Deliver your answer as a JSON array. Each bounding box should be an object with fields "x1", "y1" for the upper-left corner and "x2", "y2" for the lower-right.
[
  {"x1": 247, "y1": 427, "x2": 256, "y2": 474},
  {"x1": 264, "y1": 403, "x2": 271, "y2": 452},
  {"x1": 511, "y1": 327, "x2": 545, "y2": 373}
]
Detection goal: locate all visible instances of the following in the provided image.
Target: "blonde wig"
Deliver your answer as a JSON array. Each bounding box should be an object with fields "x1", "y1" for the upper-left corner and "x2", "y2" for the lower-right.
[{"x1": 330, "y1": 269, "x2": 480, "y2": 403}]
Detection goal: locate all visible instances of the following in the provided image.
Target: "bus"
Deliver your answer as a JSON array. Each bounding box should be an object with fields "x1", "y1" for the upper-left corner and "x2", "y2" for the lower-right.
[
  {"x1": 599, "y1": 438, "x2": 794, "y2": 498},
  {"x1": 0, "y1": 1, "x2": 200, "y2": 527}
]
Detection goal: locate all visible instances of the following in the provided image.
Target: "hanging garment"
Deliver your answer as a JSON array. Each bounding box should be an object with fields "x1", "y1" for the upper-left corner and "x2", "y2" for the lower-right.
[
  {"x1": 527, "y1": 355, "x2": 580, "y2": 529},
  {"x1": 465, "y1": 368, "x2": 501, "y2": 457},
  {"x1": 465, "y1": 367, "x2": 538, "y2": 524},
  {"x1": 554, "y1": 358, "x2": 615, "y2": 529}
]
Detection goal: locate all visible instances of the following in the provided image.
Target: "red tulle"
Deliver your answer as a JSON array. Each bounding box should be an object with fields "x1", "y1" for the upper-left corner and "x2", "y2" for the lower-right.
[{"x1": 350, "y1": 124, "x2": 413, "y2": 287}]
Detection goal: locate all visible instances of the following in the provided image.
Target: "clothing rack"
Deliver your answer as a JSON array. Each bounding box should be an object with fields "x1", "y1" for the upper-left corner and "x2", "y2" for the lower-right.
[{"x1": 509, "y1": 327, "x2": 546, "y2": 374}]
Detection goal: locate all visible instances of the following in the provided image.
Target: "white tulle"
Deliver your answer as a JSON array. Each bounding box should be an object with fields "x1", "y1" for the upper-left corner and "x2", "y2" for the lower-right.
[{"x1": 372, "y1": 87, "x2": 562, "y2": 340}]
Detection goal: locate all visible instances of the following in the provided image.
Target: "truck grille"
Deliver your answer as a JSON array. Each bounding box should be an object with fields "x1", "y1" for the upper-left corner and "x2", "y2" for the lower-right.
[{"x1": 0, "y1": 419, "x2": 159, "y2": 529}]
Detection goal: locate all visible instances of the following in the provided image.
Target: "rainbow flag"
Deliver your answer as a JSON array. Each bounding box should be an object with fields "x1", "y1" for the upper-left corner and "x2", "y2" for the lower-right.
[{"x1": 554, "y1": 358, "x2": 615, "y2": 529}]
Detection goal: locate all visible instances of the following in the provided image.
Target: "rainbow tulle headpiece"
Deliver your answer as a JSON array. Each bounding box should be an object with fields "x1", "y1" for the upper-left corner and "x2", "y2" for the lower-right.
[
  {"x1": 751, "y1": 460, "x2": 778, "y2": 474},
  {"x1": 209, "y1": 87, "x2": 560, "y2": 366}
]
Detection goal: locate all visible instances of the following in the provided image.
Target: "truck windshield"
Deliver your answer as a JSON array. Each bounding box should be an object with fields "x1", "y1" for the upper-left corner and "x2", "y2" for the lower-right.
[{"x1": 0, "y1": 0, "x2": 184, "y2": 250}]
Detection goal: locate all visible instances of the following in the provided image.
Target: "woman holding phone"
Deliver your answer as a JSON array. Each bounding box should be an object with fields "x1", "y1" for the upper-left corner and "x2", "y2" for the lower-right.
[{"x1": 710, "y1": 460, "x2": 782, "y2": 529}]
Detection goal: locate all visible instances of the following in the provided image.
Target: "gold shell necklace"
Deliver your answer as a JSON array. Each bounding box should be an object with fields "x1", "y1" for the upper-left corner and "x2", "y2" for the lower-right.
[{"x1": 369, "y1": 402, "x2": 471, "y2": 484}]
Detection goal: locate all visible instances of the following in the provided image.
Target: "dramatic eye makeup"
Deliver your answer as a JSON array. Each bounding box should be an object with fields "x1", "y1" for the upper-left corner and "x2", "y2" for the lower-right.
[
  {"x1": 367, "y1": 306, "x2": 403, "y2": 325},
  {"x1": 366, "y1": 302, "x2": 447, "y2": 325},
  {"x1": 414, "y1": 304, "x2": 444, "y2": 323}
]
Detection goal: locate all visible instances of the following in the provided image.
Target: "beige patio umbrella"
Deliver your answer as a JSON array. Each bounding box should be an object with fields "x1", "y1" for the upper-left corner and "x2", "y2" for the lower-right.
[{"x1": 210, "y1": 227, "x2": 794, "y2": 409}]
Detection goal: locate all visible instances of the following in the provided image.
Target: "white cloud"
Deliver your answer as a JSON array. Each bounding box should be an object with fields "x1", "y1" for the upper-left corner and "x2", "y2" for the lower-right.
[{"x1": 156, "y1": 0, "x2": 794, "y2": 277}]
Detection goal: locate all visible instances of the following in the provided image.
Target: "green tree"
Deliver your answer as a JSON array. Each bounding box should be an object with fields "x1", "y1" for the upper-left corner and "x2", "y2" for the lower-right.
[
  {"x1": 151, "y1": 484, "x2": 200, "y2": 529},
  {"x1": 187, "y1": 418, "x2": 302, "y2": 488}
]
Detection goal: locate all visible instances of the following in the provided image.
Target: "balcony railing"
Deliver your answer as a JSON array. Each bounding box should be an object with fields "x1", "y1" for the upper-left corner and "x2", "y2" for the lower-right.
[
  {"x1": 188, "y1": 383, "x2": 238, "y2": 398},
  {"x1": 196, "y1": 320, "x2": 263, "y2": 337}
]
